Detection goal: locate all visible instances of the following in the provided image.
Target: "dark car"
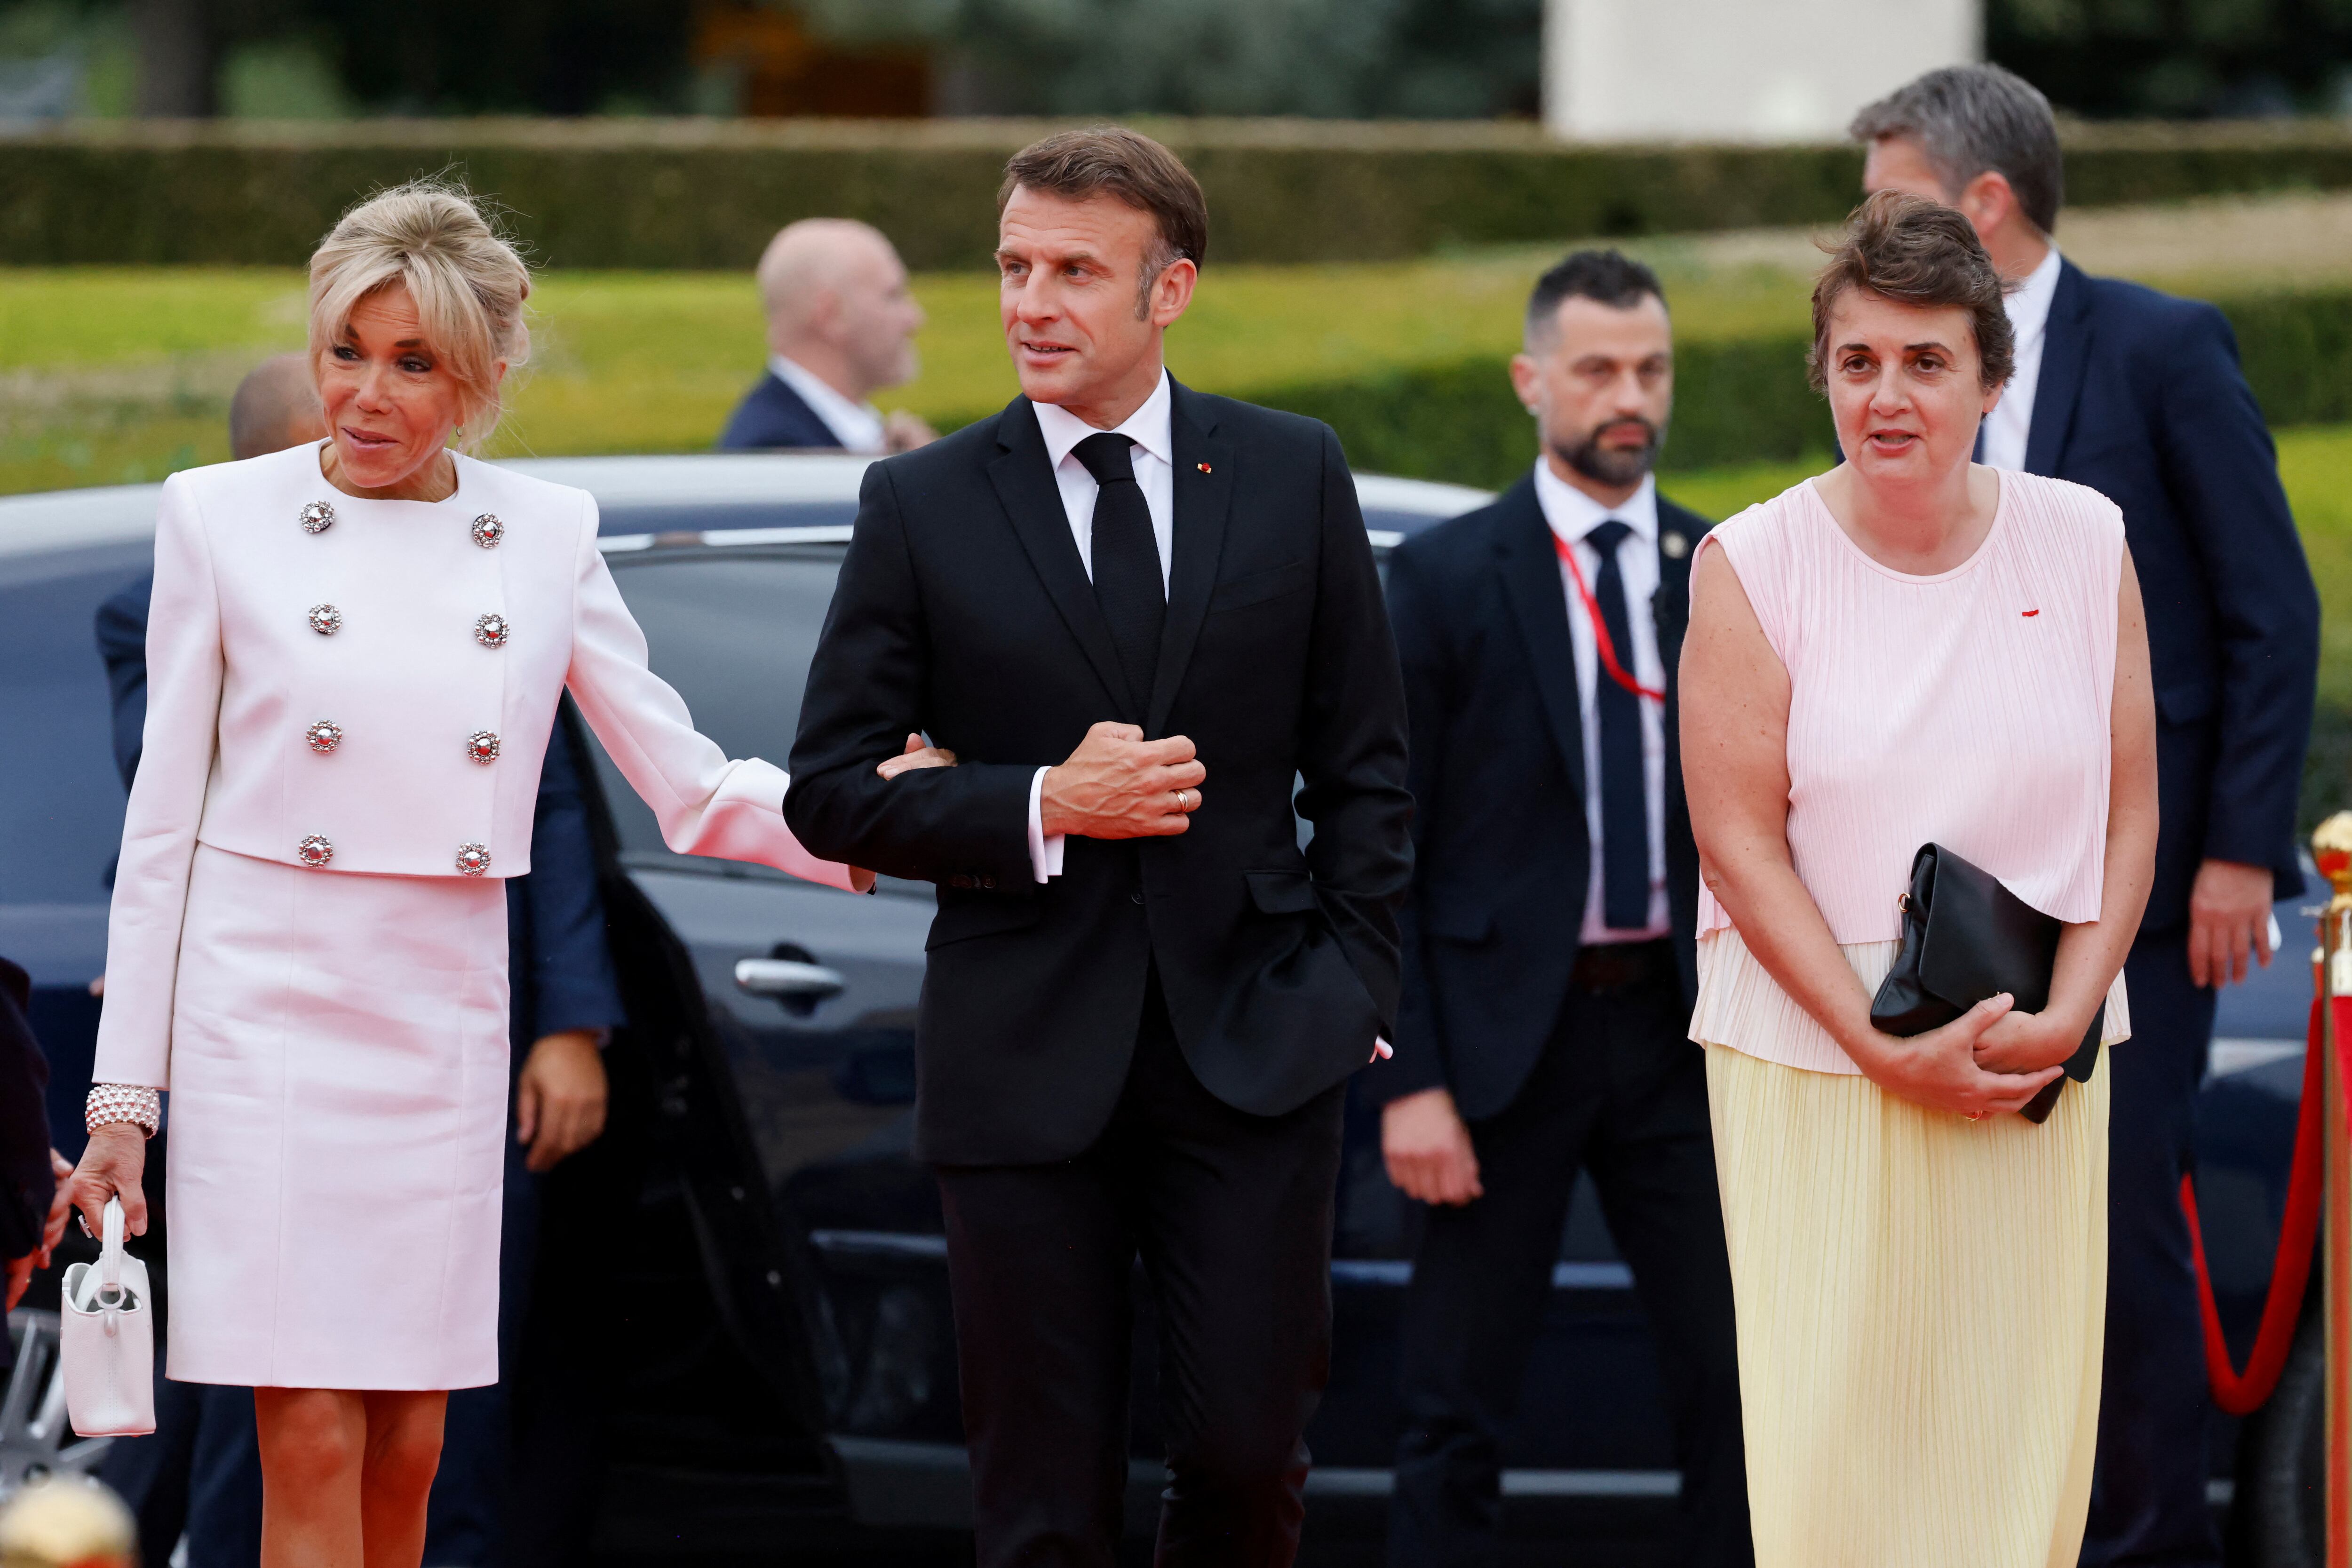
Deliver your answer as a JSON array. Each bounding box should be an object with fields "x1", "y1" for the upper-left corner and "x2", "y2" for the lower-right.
[{"x1": 0, "y1": 454, "x2": 2326, "y2": 1562}]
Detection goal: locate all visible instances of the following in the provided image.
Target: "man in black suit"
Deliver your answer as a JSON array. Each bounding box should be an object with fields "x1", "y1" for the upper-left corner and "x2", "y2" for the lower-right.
[
  {"x1": 1858, "y1": 66, "x2": 2323, "y2": 1568},
  {"x1": 717, "y1": 218, "x2": 935, "y2": 453},
  {"x1": 1374, "y1": 252, "x2": 1749, "y2": 1568},
  {"x1": 787, "y1": 127, "x2": 1413, "y2": 1568}
]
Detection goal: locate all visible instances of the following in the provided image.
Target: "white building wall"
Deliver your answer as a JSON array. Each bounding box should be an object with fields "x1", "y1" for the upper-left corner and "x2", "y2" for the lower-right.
[{"x1": 1544, "y1": 0, "x2": 1982, "y2": 143}]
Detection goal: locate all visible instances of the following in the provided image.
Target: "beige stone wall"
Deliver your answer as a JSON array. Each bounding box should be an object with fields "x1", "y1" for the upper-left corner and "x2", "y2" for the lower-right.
[{"x1": 1543, "y1": 0, "x2": 1982, "y2": 143}]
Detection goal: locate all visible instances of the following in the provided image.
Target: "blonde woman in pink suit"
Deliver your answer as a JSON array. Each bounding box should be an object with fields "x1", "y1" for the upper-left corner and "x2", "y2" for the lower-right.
[{"x1": 63, "y1": 182, "x2": 901, "y2": 1568}]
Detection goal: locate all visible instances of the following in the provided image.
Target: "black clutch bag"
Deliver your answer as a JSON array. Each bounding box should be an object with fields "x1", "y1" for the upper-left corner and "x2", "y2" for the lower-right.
[{"x1": 1868, "y1": 843, "x2": 2103, "y2": 1125}]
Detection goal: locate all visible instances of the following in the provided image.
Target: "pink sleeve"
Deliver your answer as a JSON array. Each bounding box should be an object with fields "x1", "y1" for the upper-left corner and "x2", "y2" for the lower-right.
[
  {"x1": 561, "y1": 498, "x2": 862, "y2": 893},
  {"x1": 94, "y1": 475, "x2": 223, "y2": 1089}
]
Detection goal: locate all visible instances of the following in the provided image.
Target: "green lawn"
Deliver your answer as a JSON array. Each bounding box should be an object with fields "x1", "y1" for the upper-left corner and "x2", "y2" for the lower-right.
[
  {"x1": 0, "y1": 253, "x2": 1814, "y2": 492},
  {"x1": 2281, "y1": 427, "x2": 2352, "y2": 710},
  {"x1": 3, "y1": 259, "x2": 2348, "y2": 709}
]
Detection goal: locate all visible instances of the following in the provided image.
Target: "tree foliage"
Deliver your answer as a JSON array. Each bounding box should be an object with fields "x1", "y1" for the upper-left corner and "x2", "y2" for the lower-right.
[{"x1": 1992, "y1": 0, "x2": 2352, "y2": 116}]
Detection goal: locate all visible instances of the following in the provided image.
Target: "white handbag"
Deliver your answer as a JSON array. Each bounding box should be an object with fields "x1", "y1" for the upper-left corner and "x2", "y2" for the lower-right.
[{"x1": 60, "y1": 1198, "x2": 156, "y2": 1437}]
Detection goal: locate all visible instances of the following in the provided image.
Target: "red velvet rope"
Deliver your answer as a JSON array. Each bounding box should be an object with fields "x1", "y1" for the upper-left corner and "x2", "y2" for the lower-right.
[{"x1": 2180, "y1": 991, "x2": 2335, "y2": 1415}]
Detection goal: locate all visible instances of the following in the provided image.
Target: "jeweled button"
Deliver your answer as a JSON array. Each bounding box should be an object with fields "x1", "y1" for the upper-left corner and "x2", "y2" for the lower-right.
[
  {"x1": 473, "y1": 613, "x2": 510, "y2": 649},
  {"x1": 304, "y1": 719, "x2": 342, "y2": 754},
  {"x1": 465, "y1": 730, "x2": 500, "y2": 765},
  {"x1": 296, "y1": 834, "x2": 333, "y2": 868},
  {"x1": 455, "y1": 842, "x2": 492, "y2": 877},
  {"x1": 298, "y1": 500, "x2": 335, "y2": 535},
  {"x1": 471, "y1": 514, "x2": 505, "y2": 549},
  {"x1": 308, "y1": 603, "x2": 342, "y2": 636}
]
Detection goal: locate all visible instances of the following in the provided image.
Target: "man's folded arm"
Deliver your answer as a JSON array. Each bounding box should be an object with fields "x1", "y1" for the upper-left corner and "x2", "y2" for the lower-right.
[
  {"x1": 786, "y1": 463, "x2": 1038, "y2": 887},
  {"x1": 1293, "y1": 424, "x2": 1416, "y2": 1034}
]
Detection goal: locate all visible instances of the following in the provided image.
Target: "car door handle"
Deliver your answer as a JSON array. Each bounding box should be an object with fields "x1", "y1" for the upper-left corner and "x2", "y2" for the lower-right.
[{"x1": 733, "y1": 958, "x2": 847, "y2": 1000}]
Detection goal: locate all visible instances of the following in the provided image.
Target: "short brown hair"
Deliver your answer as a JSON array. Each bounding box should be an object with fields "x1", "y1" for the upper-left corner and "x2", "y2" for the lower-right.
[
  {"x1": 1808, "y1": 190, "x2": 2013, "y2": 396},
  {"x1": 999, "y1": 126, "x2": 1209, "y2": 307}
]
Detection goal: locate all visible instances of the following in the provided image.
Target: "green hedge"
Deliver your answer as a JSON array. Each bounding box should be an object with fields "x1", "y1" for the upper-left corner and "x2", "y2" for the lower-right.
[
  {"x1": 8, "y1": 118, "x2": 2352, "y2": 270},
  {"x1": 1251, "y1": 287, "x2": 2352, "y2": 493},
  {"x1": 1258, "y1": 336, "x2": 1834, "y2": 491}
]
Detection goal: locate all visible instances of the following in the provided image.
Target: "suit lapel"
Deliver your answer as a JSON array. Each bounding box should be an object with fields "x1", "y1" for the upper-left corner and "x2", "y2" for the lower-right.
[
  {"x1": 2024, "y1": 260, "x2": 2093, "y2": 477},
  {"x1": 985, "y1": 398, "x2": 1135, "y2": 715},
  {"x1": 1148, "y1": 383, "x2": 1235, "y2": 736},
  {"x1": 1492, "y1": 478, "x2": 1587, "y2": 804}
]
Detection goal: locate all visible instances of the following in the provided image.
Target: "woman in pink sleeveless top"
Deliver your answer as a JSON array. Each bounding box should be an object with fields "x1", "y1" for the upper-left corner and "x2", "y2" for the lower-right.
[{"x1": 1679, "y1": 192, "x2": 2157, "y2": 1567}]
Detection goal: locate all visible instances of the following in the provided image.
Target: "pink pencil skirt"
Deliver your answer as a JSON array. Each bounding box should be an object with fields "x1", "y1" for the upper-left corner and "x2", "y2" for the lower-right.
[{"x1": 161, "y1": 844, "x2": 509, "y2": 1390}]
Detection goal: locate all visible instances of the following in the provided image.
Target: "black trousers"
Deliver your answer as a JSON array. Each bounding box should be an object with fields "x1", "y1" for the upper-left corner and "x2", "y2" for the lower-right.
[
  {"x1": 2082, "y1": 929, "x2": 2222, "y2": 1568},
  {"x1": 1390, "y1": 943, "x2": 1751, "y2": 1568},
  {"x1": 936, "y1": 975, "x2": 1348, "y2": 1568}
]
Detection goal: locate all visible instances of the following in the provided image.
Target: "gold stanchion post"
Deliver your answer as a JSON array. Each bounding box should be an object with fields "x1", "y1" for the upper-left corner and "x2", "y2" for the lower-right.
[{"x1": 2312, "y1": 812, "x2": 2352, "y2": 1564}]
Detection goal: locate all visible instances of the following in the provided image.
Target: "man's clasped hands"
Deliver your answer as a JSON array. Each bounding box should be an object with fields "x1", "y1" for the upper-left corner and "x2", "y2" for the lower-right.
[{"x1": 876, "y1": 722, "x2": 1207, "y2": 838}]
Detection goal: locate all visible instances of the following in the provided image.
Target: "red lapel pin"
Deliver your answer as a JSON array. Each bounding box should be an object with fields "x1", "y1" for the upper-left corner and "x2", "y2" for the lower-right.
[
  {"x1": 1197, "y1": 462, "x2": 1212, "y2": 474},
  {"x1": 2022, "y1": 609, "x2": 2040, "y2": 617}
]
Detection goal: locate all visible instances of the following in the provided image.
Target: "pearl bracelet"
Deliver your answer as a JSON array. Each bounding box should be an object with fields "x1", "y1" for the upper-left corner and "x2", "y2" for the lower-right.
[{"x1": 85, "y1": 1083, "x2": 160, "y2": 1138}]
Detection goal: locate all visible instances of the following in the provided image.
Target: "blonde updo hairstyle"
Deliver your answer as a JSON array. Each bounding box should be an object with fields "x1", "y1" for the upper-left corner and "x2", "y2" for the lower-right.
[{"x1": 307, "y1": 180, "x2": 532, "y2": 451}]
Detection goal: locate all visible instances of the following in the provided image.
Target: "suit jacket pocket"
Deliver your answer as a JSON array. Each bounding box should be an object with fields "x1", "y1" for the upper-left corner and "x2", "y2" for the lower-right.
[
  {"x1": 1208, "y1": 557, "x2": 1313, "y2": 615},
  {"x1": 925, "y1": 892, "x2": 1044, "y2": 951},
  {"x1": 1245, "y1": 869, "x2": 1320, "y2": 915}
]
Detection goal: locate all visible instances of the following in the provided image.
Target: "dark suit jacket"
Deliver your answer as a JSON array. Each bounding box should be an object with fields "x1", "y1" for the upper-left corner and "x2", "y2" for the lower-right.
[
  {"x1": 787, "y1": 384, "x2": 1414, "y2": 1166},
  {"x1": 716, "y1": 371, "x2": 841, "y2": 451},
  {"x1": 2029, "y1": 261, "x2": 2320, "y2": 927},
  {"x1": 0, "y1": 955, "x2": 53, "y2": 1373},
  {"x1": 1375, "y1": 478, "x2": 1710, "y2": 1120},
  {"x1": 93, "y1": 577, "x2": 626, "y2": 1045},
  {"x1": 0, "y1": 958, "x2": 54, "y2": 1263}
]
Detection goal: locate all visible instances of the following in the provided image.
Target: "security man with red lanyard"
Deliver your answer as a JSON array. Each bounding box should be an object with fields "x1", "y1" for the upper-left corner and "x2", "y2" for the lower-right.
[{"x1": 1375, "y1": 250, "x2": 1753, "y2": 1568}]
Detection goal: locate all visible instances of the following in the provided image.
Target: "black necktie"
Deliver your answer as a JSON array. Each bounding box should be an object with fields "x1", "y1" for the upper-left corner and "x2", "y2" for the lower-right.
[
  {"x1": 1074, "y1": 432, "x2": 1164, "y2": 716},
  {"x1": 1585, "y1": 519, "x2": 1650, "y2": 931}
]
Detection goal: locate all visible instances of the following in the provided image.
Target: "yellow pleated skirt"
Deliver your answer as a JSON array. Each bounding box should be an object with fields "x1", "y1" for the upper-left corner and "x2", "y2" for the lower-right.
[{"x1": 1704, "y1": 1041, "x2": 2108, "y2": 1568}]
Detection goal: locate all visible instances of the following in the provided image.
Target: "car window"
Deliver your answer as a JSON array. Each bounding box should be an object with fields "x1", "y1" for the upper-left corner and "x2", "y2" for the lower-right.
[
  {"x1": 588, "y1": 546, "x2": 845, "y2": 872},
  {"x1": 597, "y1": 501, "x2": 859, "y2": 537},
  {"x1": 0, "y1": 546, "x2": 146, "y2": 914}
]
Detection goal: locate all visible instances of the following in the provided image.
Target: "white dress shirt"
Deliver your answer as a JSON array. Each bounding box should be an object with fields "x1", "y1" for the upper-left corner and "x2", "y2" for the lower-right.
[
  {"x1": 1979, "y1": 246, "x2": 2062, "y2": 474},
  {"x1": 1023, "y1": 372, "x2": 1179, "y2": 881},
  {"x1": 769, "y1": 354, "x2": 887, "y2": 455},
  {"x1": 1532, "y1": 460, "x2": 1672, "y2": 944}
]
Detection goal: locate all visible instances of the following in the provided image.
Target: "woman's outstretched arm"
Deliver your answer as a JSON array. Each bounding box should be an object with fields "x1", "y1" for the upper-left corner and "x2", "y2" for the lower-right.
[{"x1": 560, "y1": 501, "x2": 871, "y2": 893}]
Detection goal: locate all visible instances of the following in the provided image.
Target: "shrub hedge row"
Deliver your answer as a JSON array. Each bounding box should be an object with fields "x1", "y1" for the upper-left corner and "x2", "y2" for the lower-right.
[
  {"x1": 1246, "y1": 287, "x2": 2352, "y2": 493},
  {"x1": 7, "y1": 118, "x2": 2352, "y2": 270}
]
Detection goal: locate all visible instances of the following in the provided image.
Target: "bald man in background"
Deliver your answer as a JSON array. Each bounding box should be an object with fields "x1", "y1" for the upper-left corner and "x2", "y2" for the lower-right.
[
  {"x1": 225, "y1": 350, "x2": 325, "y2": 461},
  {"x1": 718, "y1": 217, "x2": 935, "y2": 453}
]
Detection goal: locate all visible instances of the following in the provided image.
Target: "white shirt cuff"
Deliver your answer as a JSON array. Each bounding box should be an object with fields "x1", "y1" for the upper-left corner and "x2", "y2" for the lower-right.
[{"x1": 1027, "y1": 766, "x2": 1065, "y2": 883}]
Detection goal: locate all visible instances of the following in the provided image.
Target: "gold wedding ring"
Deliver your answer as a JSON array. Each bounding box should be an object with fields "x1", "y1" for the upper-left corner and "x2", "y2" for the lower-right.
[{"x1": 1175, "y1": 788, "x2": 1194, "y2": 811}]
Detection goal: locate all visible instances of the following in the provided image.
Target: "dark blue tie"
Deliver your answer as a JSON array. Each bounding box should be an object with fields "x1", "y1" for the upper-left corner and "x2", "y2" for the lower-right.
[
  {"x1": 1073, "y1": 432, "x2": 1163, "y2": 717},
  {"x1": 1585, "y1": 519, "x2": 1650, "y2": 931}
]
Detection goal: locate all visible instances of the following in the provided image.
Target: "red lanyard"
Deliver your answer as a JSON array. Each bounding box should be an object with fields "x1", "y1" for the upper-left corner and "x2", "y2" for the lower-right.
[{"x1": 1552, "y1": 528, "x2": 1666, "y2": 704}]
